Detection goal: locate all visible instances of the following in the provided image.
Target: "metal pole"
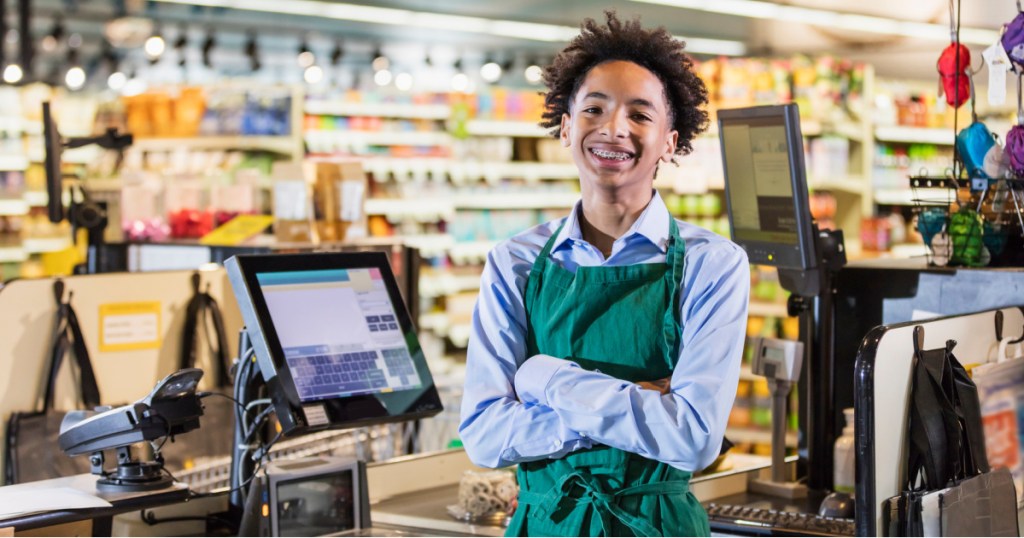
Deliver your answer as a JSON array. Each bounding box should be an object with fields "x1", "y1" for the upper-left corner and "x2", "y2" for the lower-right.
[{"x1": 17, "y1": 0, "x2": 29, "y2": 80}]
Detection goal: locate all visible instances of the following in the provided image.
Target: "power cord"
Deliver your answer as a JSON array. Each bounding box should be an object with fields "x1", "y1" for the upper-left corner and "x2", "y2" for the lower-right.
[{"x1": 140, "y1": 509, "x2": 235, "y2": 528}]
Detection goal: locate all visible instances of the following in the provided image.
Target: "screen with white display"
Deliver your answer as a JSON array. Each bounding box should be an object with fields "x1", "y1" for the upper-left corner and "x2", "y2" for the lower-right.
[
  {"x1": 257, "y1": 268, "x2": 423, "y2": 402},
  {"x1": 721, "y1": 116, "x2": 798, "y2": 245},
  {"x1": 717, "y1": 104, "x2": 816, "y2": 270}
]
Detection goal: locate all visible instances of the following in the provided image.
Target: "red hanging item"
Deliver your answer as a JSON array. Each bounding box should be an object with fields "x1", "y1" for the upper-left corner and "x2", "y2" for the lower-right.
[{"x1": 938, "y1": 43, "x2": 972, "y2": 108}]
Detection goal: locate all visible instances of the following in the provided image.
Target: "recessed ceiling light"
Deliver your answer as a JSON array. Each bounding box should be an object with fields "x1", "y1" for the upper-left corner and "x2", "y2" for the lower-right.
[
  {"x1": 628, "y1": 0, "x2": 998, "y2": 45},
  {"x1": 147, "y1": 0, "x2": 747, "y2": 55}
]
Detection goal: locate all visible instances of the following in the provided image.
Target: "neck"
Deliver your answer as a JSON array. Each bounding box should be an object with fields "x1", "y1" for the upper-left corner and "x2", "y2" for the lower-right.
[{"x1": 578, "y1": 185, "x2": 654, "y2": 256}]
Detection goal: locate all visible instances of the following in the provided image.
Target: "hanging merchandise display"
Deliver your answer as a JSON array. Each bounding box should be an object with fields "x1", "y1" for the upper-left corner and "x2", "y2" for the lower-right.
[
  {"x1": 1001, "y1": 4, "x2": 1024, "y2": 68},
  {"x1": 954, "y1": 73, "x2": 1002, "y2": 180},
  {"x1": 938, "y1": 43, "x2": 972, "y2": 108},
  {"x1": 1008, "y1": 75, "x2": 1024, "y2": 176}
]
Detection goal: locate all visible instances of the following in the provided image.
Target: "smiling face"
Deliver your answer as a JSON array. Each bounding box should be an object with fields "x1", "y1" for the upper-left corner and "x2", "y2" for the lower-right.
[{"x1": 560, "y1": 60, "x2": 679, "y2": 197}]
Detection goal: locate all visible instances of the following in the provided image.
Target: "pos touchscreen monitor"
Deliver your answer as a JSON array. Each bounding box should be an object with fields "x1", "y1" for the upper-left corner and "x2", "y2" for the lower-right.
[
  {"x1": 225, "y1": 252, "x2": 443, "y2": 436},
  {"x1": 718, "y1": 104, "x2": 818, "y2": 271}
]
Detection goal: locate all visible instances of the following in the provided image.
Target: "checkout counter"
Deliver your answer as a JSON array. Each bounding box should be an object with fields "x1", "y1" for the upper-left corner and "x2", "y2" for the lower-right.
[{"x1": 0, "y1": 447, "x2": 808, "y2": 537}]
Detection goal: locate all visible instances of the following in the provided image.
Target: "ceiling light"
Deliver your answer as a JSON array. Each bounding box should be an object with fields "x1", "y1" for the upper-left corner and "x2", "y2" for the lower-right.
[
  {"x1": 173, "y1": 28, "x2": 188, "y2": 67},
  {"x1": 201, "y1": 29, "x2": 215, "y2": 68},
  {"x1": 245, "y1": 31, "x2": 261, "y2": 71},
  {"x1": 304, "y1": 64, "x2": 323, "y2": 84},
  {"x1": 628, "y1": 0, "x2": 999, "y2": 46},
  {"x1": 68, "y1": 33, "x2": 83, "y2": 49},
  {"x1": 451, "y1": 72, "x2": 468, "y2": 92},
  {"x1": 297, "y1": 37, "x2": 315, "y2": 67},
  {"x1": 107, "y1": 71, "x2": 126, "y2": 91},
  {"x1": 3, "y1": 64, "x2": 23, "y2": 84},
  {"x1": 148, "y1": 0, "x2": 747, "y2": 55},
  {"x1": 145, "y1": 34, "x2": 166, "y2": 58},
  {"x1": 65, "y1": 66, "x2": 86, "y2": 90},
  {"x1": 480, "y1": 61, "x2": 502, "y2": 83},
  {"x1": 524, "y1": 64, "x2": 543, "y2": 84},
  {"x1": 41, "y1": 17, "x2": 65, "y2": 53},
  {"x1": 371, "y1": 47, "x2": 389, "y2": 72},
  {"x1": 395, "y1": 72, "x2": 413, "y2": 91},
  {"x1": 374, "y1": 69, "x2": 392, "y2": 86},
  {"x1": 330, "y1": 40, "x2": 344, "y2": 66}
]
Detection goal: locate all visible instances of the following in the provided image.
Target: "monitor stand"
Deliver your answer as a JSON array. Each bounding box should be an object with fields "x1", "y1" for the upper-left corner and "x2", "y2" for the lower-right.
[
  {"x1": 748, "y1": 374, "x2": 807, "y2": 499},
  {"x1": 778, "y1": 226, "x2": 846, "y2": 494}
]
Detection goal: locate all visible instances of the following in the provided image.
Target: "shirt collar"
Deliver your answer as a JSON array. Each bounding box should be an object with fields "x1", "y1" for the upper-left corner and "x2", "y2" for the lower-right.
[{"x1": 552, "y1": 190, "x2": 671, "y2": 254}]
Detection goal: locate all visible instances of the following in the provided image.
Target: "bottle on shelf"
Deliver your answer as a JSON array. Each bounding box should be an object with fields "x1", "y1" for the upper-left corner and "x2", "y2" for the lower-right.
[{"x1": 833, "y1": 407, "x2": 855, "y2": 494}]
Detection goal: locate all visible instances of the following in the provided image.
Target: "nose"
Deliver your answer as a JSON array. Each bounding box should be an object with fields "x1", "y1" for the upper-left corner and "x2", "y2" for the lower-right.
[{"x1": 599, "y1": 108, "x2": 629, "y2": 139}]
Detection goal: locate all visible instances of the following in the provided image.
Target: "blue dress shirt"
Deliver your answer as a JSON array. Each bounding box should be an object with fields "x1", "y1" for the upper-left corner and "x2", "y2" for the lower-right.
[{"x1": 459, "y1": 190, "x2": 750, "y2": 472}]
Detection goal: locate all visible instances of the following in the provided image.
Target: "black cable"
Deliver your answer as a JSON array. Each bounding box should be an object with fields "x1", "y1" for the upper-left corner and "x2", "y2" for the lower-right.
[
  {"x1": 197, "y1": 390, "x2": 246, "y2": 418},
  {"x1": 140, "y1": 509, "x2": 235, "y2": 528},
  {"x1": 188, "y1": 430, "x2": 281, "y2": 500}
]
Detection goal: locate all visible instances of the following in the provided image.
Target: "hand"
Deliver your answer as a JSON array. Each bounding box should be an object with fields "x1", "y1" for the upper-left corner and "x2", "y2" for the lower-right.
[{"x1": 636, "y1": 376, "x2": 672, "y2": 395}]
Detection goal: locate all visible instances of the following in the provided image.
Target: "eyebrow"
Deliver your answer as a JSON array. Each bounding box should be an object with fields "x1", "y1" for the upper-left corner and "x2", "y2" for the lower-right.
[{"x1": 580, "y1": 92, "x2": 658, "y2": 110}]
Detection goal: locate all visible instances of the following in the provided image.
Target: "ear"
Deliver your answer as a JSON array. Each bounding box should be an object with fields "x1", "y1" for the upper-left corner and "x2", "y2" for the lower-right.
[
  {"x1": 560, "y1": 113, "x2": 571, "y2": 147},
  {"x1": 660, "y1": 130, "x2": 679, "y2": 162}
]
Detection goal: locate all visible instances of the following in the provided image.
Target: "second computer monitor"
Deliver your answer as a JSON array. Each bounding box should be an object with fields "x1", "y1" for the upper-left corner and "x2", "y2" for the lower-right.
[{"x1": 718, "y1": 104, "x2": 818, "y2": 271}]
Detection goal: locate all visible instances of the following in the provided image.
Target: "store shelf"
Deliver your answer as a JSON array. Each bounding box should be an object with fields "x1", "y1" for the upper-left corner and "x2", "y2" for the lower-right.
[
  {"x1": 366, "y1": 192, "x2": 578, "y2": 221},
  {"x1": 874, "y1": 126, "x2": 954, "y2": 145},
  {"x1": 749, "y1": 301, "x2": 789, "y2": 318},
  {"x1": 361, "y1": 158, "x2": 578, "y2": 183},
  {"x1": 366, "y1": 199, "x2": 454, "y2": 221},
  {"x1": 465, "y1": 120, "x2": 549, "y2": 138},
  {"x1": 801, "y1": 119, "x2": 863, "y2": 141},
  {"x1": 22, "y1": 237, "x2": 71, "y2": 253},
  {"x1": 419, "y1": 272, "x2": 482, "y2": 298},
  {"x1": 448, "y1": 240, "x2": 498, "y2": 265},
  {"x1": 0, "y1": 154, "x2": 29, "y2": 171},
  {"x1": 0, "y1": 198, "x2": 29, "y2": 216},
  {"x1": 305, "y1": 101, "x2": 451, "y2": 119},
  {"x1": 726, "y1": 426, "x2": 798, "y2": 446},
  {"x1": 28, "y1": 145, "x2": 99, "y2": 164},
  {"x1": 0, "y1": 117, "x2": 26, "y2": 133},
  {"x1": 874, "y1": 188, "x2": 952, "y2": 206},
  {"x1": 401, "y1": 233, "x2": 455, "y2": 258},
  {"x1": 888, "y1": 243, "x2": 931, "y2": 259},
  {"x1": 305, "y1": 130, "x2": 451, "y2": 148},
  {"x1": 131, "y1": 136, "x2": 299, "y2": 155},
  {"x1": 23, "y1": 191, "x2": 47, "y2": 207},
  {"x1": 455, "y1": 192, "x2": 579, "y2": 210},
  {"x1": 809, "y1": 176, "x2": 865, "y2": 195},
  {"x1": 0, "y1": 246, "x2": 28, "y2": 263},
  {"x1": 448, "y1": 323, "x2": 472, "y2": 348}
]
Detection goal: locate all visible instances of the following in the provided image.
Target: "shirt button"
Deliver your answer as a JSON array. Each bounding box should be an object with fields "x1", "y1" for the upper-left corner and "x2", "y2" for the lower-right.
[{"x1": 580, "y1": 433, "x2": 588, "y2": 439}]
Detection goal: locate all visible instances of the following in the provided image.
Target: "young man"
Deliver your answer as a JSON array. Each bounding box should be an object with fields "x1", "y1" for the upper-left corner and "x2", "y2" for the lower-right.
[{"x1": 460, "y1": 12, "x2": 750, "y2": 536}]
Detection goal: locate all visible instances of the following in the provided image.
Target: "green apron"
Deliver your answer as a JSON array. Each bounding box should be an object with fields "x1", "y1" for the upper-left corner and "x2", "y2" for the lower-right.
[{"x1": 505, "y1": 216, "x2": 709, "y2": 537}]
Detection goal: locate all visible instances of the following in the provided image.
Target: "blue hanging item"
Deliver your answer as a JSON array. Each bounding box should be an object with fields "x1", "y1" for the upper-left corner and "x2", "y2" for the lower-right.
[
  {"x1": 954, "y1": 64, "x2": 1002, "y2": 181},
  {"x1": 956, "y1": 122, "x2": 998, "y2": 179}
]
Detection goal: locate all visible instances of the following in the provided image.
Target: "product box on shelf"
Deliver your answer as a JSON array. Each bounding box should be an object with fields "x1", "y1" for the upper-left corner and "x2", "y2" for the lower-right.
[{"x1": 271, "y1": 160, "x2": 367, "y2": 243}]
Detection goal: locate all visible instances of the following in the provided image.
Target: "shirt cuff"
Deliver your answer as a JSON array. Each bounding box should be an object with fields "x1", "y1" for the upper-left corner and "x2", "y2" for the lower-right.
[{"x1": 514, "y1": 355, "x2": 576, "y2": 406}]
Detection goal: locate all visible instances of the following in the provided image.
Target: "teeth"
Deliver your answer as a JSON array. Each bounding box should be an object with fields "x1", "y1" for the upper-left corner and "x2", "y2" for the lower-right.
[{"x1": 591, "y1": 149, "x2": 632, "y2": 160}]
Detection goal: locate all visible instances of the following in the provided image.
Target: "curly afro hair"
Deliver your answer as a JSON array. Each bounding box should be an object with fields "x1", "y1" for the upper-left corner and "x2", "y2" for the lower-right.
[{"x1": 540, "y1": 11, "x2": 709, "y2": 155}]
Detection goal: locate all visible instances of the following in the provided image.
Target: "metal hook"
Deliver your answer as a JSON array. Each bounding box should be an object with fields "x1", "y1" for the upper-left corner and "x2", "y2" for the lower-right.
[
  {"x1": 190, "y1": 271, "x2": 201, "y2": 294},
  {"x1": 997, "y1": 310, "x2": 1005, "y2": 342},
  {"x1": 52, "y1": 279, "x2": 64, "y2": 305}
]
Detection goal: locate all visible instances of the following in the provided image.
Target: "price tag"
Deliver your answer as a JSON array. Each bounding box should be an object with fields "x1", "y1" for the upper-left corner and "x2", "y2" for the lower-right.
[
  {"x1": 199, "y1": 215, "x2": 274, "y2": 246},
  {"x1": 99, "y1": 302, "x2": 161, "y2": 352}
]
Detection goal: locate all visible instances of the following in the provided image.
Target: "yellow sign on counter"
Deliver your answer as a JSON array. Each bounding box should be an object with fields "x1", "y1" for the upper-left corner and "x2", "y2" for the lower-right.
[
  {"x1": 98, "y1": 301, "x2": 162, "y2": 352},
  {"x1": 199, "y1": 215, "x2": 275, "y2": 246}
]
